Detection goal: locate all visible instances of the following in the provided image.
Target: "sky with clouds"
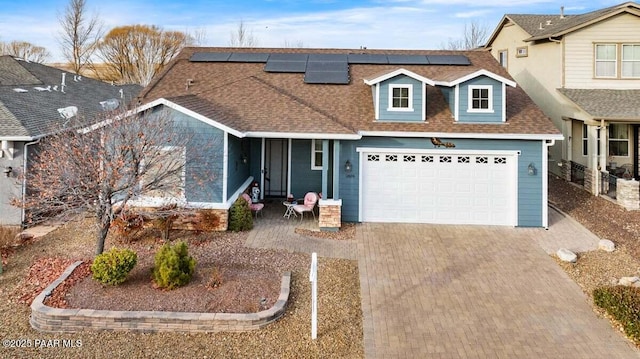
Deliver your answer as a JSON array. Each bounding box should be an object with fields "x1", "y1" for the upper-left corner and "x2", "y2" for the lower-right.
[{"x1": 0, "y1": 0, "x2": 626, "y2": 62}]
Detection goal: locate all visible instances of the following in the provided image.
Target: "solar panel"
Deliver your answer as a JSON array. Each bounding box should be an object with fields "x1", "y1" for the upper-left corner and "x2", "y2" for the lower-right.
[
  {"x1": 264, "y1": 61, "x2": 307, "y2": 73},
  {"x1": 305, "y1": 61, "x2": 348, "y2": 72},
  {"x1": 228, "y1": 52, "x2": 270, "y2": 63},
  {"x1": 347, "y1": 53, "x2": 388, "y2": 64},
  {"x1": 190, "y1": 52, "x2": 232, "y2": 62},
  {"x1": 308, "y1": 53, "x2": 348, "y2": 62},
  {"x1": 268, "y1": 53, "x2": 309, "y2": 62},
  {"x1": 304, "y1": 71, "x2": 350, "y2": 84},
  {"x1": 386, "y1": 55, "x2": 429, "y2": 65},
  {"x1": 426, "y1": 55, "x2": 471, "y2": 65}
]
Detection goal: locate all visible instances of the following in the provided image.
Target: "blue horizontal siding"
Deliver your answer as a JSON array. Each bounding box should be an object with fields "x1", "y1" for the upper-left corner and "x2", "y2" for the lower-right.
[
  {"x1": 378, "y1": 75, "x2": 423, "y2": 122},
  {"x1": 290, "y1": 139, "x2": 322, "y2": 199},
  {"x1": 457, "y1": 76, "x2": 503, "y2": 123},
  {"x1": 165, "y1": 107, "x2": 224, "y2": 203}
]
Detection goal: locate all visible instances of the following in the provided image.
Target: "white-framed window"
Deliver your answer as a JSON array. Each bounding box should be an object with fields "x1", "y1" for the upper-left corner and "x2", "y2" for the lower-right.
[
  {"x1": 622, "y1": 44, "x2": 640, "y2": 78},
  {"x1": 609, "y1": 124, "x2": 629, "y2": 157},
  {"x1": 498, "y1": 50, "x2": 508, "y2": 68},
  {"x1": 467, "y1": 85, "x2": 493, "y2": 112},
  {"x1": 311, "y1": 139, "x2": 323, "y2": 170},
  {"x1": 387, "y1": 84, "x2": 413, "y2": 111},
  {"x1": 140, "y1": 146, "x2": 186, "y2": 199},
  {"x1": 516, "y1": 46, "x2": 528, "y2": 57},
  {"x1": 595, "y1": 44, "x2": 617, "y2": 78}
]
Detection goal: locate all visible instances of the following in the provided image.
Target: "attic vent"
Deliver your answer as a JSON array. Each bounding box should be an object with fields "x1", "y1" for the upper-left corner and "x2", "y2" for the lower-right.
[
  {"x1": 546, "y1": 20, "x2": 552, "y2": 25},
  {"x1": 13, "y1": 88, "x2": 28, "y2": 93},
  {"x1": 100, "y1": 98, "x2": 120, "y2": 111},
  {"x1": 34, "y1": 86, "x2": 51, "y2": 92},
  {"x1": 57, "y1": 106, "x2": 78, "y2": 120}
]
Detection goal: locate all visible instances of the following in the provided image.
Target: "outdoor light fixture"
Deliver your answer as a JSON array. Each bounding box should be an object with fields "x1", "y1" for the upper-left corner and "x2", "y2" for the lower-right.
[
  {"x1": 3, "y1": 166, "x2": 12, "y2": 177},
  {"x1": 344, "y1": 160, "x2": 352, "y2": 173},
  {"x1": 528, "y1": 162, "x2": 537, "y2": 176},
  {"x1": 241, "y1": 154, "x2": 248, "y2": 164}
]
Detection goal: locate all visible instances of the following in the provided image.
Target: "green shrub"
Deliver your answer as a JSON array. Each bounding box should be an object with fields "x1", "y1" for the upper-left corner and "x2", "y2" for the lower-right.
[
  {"x1": 593, "y1": 285, "x2": 640, "y2": 341},
  {"x1": 152, "y1": 241, "x2": 196, "y2": 289},
  {"x1": 228, "y1": 197, "x2": 253, "y2": 232},
  {"x1": 91, "y1": 248, "x2": 138, "y2": 285}
]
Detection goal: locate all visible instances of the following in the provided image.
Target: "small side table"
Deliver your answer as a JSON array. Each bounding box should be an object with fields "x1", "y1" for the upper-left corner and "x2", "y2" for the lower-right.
[{"x1": 283, "y1": 201, "x2": 298, "y2": 219}]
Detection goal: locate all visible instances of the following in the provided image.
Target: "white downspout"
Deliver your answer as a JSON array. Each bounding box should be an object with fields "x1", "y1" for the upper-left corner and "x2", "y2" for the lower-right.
[
  {"x1": 21, "y1": 138, "x2": 40, "y2": 227},
  {"x1": 543, "y1": 139, "x2": 555, "y2": 229}
]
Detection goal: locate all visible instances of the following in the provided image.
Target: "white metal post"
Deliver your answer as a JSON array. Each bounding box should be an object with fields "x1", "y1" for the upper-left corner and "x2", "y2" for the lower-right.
[{"x1": 309, "y1": 252, "x2": 318, "y2": 340}]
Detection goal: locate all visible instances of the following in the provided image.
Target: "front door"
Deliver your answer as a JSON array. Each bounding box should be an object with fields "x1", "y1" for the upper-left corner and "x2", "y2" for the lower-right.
[{"x1": 264, "y1": 139, "x2": 288, "y2": 197}]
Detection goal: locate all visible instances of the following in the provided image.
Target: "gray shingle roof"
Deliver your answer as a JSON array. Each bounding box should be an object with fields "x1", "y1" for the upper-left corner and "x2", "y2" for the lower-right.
[
  {"x1": 505, "y1": 2, "x2": 640, "y2": 41},
  {"x1": 0, "y1": 56, "x2": 142, "y2": 139},
  {"x1": 558, "y1": 88, "x2": 640, "y2": 120}
]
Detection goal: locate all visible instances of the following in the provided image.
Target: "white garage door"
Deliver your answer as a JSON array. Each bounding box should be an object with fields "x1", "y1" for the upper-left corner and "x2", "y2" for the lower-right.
[{"x1": 359, "y1": 149, "x2": 517, "y2": 226}]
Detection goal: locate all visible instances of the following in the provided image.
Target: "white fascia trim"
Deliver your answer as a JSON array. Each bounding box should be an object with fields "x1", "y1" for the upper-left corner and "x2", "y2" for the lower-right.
[
  {"x1": 374, "y1": 83, "x2": 380, "y2": 120},
  {"x1": 138, "y1": 98, "x2": 244, "y2": 138},
  {"x1": 356, "y1": 147, "x2": 521, "y2": 156},
  {"x1": 358, "y1": 131, "x2": 565, "y2": 141},
  {"x1": 0, "y1": 136, "x2": 34, "y2": 141},
  {"x1": 454, "y1": 85, "x2": 460, "y2": 121},
  {"x1": 501, "y1": 82, "x2": 507, "y2": 122},
  {"x1": 244, "y1": 131, "x2": 360, "y2": 140},
  {"x1": 436, "y1": 69, "x2": 517, "y2": 88},
  {"x1": 363, "y1": 68, "x2": 436, "y2": 86}
]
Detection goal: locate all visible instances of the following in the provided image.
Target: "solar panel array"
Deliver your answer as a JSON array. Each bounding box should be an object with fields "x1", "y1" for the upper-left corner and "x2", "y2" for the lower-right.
[{"x1": 189, "y1": 52, "x2": 471, "y2": 84}]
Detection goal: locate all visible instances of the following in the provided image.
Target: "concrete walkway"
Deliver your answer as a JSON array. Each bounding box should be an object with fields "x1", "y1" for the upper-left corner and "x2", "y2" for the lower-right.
[{"x1": 244, "y1": 203, "x2": 638, "y2": 358}]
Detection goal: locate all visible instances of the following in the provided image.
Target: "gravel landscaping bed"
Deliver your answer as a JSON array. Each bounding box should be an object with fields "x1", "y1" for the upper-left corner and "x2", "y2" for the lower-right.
[
  {"x1": 0, "y1": 219, "x2": 363, "y2": 358},
  {"x1": 549, "y1": 175, "x2": 640, "y2": 346}
]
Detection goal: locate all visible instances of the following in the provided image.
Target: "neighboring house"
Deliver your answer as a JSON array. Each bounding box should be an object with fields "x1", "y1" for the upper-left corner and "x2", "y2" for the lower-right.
[
  {"x1": 485, "y1": 2, "x2": 640, "y2": 199},
  {"x1": 133, "y1": 47, "x2": 561, "y2": 229},
  {"x1": 0, "y1": 56, "x2": 141, "y2": 226}
]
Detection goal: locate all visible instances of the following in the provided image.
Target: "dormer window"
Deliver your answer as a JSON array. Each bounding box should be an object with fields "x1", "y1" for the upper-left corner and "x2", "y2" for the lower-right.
[
  {"x1": 468, "y1": 85, "x2": 493, "y2": 113},
  {"x1": 388, "y1": 84, "x2": 413, "y2": 111}
]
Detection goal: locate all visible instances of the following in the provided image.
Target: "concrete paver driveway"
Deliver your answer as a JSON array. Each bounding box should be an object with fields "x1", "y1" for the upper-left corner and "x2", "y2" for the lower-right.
[{"x1": 357, "y1": 223, "x2": 639, "y2": 358}]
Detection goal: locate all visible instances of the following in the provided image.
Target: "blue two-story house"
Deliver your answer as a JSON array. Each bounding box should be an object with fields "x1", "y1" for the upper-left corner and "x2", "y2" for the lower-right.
[{"x1": 132, "y1": 47, "x2": 561, "y2": 229}]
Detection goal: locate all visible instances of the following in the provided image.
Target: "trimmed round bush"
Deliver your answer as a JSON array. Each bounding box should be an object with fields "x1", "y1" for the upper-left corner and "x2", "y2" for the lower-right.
[
  {"x1": 91, "y1": 247, "x2": 138, "y2": 285},
  {"x1": 152, "y1": 241, "x2": 196, "y2": 290}
]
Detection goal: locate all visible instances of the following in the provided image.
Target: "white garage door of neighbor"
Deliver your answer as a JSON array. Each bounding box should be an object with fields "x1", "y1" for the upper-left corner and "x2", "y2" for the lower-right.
[{"x1": 359, "y1": 150, "x2": 518, "y2": 226}]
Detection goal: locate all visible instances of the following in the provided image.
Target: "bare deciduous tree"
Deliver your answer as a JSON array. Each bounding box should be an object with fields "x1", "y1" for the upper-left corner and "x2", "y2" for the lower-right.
[
  {"x1": 16, "y1": 109, "x2": 213, "y2": 254},
  {"x1": 58, "y1": 0, "x2": 104, "y2": 74},
  {"x1": 229, "y1": 20, "x2": 258, "y2": 47},
  {"x1": 0, "y1": 41, "x2": 50, "y2": 63},
  {"x1": 97, "y1": 25, "x2": 191, "y2": 86},
  {"x1": 283, "y1": 39, "x2": 305, "y2": 48},
  {"x1": 442, "y1": 21, "x2": 490, "y2": 50}
]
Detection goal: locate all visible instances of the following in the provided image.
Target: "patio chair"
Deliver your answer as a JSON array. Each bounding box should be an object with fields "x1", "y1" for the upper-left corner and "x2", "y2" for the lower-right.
[
  {"x1": 242, "y1": 193, "x2": 264, "y2": 219},
  {"x1": 293, "y1": 192, "x2": 319, "y2": 221}
]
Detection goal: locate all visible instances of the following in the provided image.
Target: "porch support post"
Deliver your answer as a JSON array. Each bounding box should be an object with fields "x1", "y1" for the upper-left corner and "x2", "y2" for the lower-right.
[
  {"x1": 332, "y1": 140, "x2": 340, "y2": 200},
  {"x1": 321, "y1": 139, "x2": 329, "y2": 198},
  {"x1": 598, "y1": 122, "x2": 607, "y2": 172},
  {"x1": 587, "y1": 124, "x2": 599, "y2": 194}
]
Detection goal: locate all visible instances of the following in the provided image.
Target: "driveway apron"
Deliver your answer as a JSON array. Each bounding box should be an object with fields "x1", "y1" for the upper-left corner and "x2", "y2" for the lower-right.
[{"x1": 357, "y1": 223, "x2": 639, "y2": 358}]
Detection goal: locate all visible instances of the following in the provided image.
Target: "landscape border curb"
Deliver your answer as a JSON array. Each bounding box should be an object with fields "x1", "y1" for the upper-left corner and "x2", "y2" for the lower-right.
[{"x1": 30, "y1": 261, "x2": 291, "y2": 333}]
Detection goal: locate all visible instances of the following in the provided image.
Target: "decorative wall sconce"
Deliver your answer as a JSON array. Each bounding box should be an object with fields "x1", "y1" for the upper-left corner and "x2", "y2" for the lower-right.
[
  {"x1": 344, "y1": 160, "x2": 352, "y2": 173},
  {"x1": 3, "y1": 166, "x2": 12, "y2": 177},
  {"x1": 528, "y1": 162, "x2": 537, "y2": 176},
  {"x1": 241, "y1": 154, "x2": 248, "y2": 164}
]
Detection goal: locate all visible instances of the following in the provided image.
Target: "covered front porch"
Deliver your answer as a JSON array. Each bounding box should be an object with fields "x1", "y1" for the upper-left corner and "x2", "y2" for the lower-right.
[{"x1": 239, "y1": 136, "x2": 350, "y2": 231}]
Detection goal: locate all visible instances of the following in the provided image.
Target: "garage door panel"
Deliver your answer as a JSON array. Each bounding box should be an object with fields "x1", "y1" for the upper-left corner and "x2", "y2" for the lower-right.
[{"x1": 361, "y1": 150, "x2": 516, "y2": 226}]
